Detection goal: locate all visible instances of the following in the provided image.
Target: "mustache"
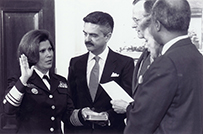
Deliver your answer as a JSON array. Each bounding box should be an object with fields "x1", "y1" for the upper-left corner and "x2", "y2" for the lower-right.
[{"x1": 85, "y1": 41, "x2": 94, "y2": 46}]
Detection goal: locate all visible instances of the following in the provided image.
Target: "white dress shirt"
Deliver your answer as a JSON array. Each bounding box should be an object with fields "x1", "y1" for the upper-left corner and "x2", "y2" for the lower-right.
[
  {"x1": 87, "y1": 47, "x2": 109, "y2": 86},
  {"x1": 34, "y1": 68, "x2": 50, "y2": 90},
  {"x1": 161, "y1": 35, "x2": 189, "y2": 55}
]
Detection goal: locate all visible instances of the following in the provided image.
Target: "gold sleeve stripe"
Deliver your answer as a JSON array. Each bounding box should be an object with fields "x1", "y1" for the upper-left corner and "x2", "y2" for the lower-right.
[{"x1": 5, "y1": 86, "x2": 24, "y2": 107}]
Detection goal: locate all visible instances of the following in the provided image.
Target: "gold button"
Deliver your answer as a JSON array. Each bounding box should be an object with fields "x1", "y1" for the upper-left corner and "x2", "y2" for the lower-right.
[
  {"x1": 51, "y1": 105, "x2": 55, "y2": 109},
  {"x1": 50, "y1": 127, "x2": 54, "y2": 132},
  {"x1": 3, "y1": 99, "x2": 7, "y2": 104},
  {"x1": 51, "y1": 117, "x2": 55, "y2": 121},
  {"x1": 49, "y1": 95, "x2": 53, "y2": 98}
]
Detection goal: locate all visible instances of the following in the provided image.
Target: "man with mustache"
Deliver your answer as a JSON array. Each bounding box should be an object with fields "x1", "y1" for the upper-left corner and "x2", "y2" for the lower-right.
[{"x1": 65, "y1": 11, "x2": 134, "y2": 134}]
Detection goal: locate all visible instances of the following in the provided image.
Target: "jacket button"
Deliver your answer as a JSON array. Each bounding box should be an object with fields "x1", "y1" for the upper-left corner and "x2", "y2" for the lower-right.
[
  {"x1": 50, "y1": 127, "x2": 54, "y2": 132},
  {"x1": 51, "y1": 116, "x2": 55, "y2": 121},
  {"x1": 49, "y1": 95, "x2": 53, "y2": 98},
  {"x1": 51, "y1": 105, "x2": 55, "y2": 109}
]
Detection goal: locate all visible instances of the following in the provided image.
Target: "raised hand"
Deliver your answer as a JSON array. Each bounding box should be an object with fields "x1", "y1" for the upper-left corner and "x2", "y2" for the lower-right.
[{"x1": 19, "y1": 54, "x2": 34, "y2": 85}]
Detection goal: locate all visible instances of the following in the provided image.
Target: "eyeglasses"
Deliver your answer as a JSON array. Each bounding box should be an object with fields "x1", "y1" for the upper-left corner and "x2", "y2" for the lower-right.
[
  {"x1": 133, "y1": 14, "x2": 150, "y2": 25},
  {"x1": 133, "y1": 18, "x2": 142, "y2": 25}
]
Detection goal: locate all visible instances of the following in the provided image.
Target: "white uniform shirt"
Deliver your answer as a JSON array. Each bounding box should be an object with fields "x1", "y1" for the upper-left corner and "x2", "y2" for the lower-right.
[{"x1": 34, "y1": 68, "x2": 50, "y2": 90}]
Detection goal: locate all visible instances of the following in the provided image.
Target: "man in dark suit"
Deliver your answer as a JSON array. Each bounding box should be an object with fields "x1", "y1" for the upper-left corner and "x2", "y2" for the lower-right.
[
  {"x1": 65, "y1": 11, "x2": 134, "y2": 134},
  {"x1": 124, "y1": 0, "x2": 203, "y2": 133},
  {"x1": 111, "y1": 0, "x2": 158, "y2": 114},
  {"x1": 131, "y1": 0, "x2": 159, "y2": 94}
]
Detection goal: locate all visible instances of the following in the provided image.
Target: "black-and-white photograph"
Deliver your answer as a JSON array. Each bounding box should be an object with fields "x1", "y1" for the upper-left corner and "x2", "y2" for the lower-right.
[{"x1": 0, "y1": 0, "x2": 203, "y2": 134}]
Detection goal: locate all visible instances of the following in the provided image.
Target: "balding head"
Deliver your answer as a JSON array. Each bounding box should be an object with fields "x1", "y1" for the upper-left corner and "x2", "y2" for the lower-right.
[{"x1": 151, "y1": 0, "x2": 191, "y2": 31}]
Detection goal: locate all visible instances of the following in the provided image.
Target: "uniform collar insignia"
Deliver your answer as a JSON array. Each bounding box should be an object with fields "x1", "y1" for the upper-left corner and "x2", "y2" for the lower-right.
[
  {"x1": 31, "y1": 88, "x2": 39, "y2": 94},
  {"x1": 58, "y1": 81, "x2": 68, "y2": 88}
]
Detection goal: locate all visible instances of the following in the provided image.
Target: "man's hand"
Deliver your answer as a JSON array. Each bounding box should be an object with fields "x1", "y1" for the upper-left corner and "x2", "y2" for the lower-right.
[
  {"x1": 94, "y1": 112, "x2": 109, "y2": 127},
  {"x1": 81, "y1": 107, "x2": 100, "y2": 120},
  {"x1": 81, "y1": 108, "x2": 110, "y2": 126},
  {"x1": 111, "y1": 100, "x2": 129, "y2": 114},
  {"x1": 19, "y1": 54, "x2": 34, "y2": 85}
]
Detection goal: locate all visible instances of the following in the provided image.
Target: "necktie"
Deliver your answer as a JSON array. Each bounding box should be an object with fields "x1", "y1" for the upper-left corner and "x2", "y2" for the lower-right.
[
  {"x1": 43, "y1": 75, "x2": 51, "y2": 90},
  {"x1": 43, "y1": 75, "x2": 50, "y2": 83},
  {"x1": 138, "y1": 54, "x2": 150, "y2": 78},
  {"x1": 89, "y1": 56, "x2": 100, "y2": 101}
]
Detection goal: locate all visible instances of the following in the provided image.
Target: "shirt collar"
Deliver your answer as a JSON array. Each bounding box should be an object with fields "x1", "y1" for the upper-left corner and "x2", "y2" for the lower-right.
[
  {"x1": 34, "y1": 67, "x2": 50, "y2": 79},
  {"x1": 88, "y1": 47, "x2": 109, "y2": 62},
  {"x1": 161, "y1": 35, "x2": 189, "y2": 55}
]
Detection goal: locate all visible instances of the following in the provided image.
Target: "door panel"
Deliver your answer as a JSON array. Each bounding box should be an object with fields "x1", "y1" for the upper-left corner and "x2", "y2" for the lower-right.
[
  {"x1": 5, "y1": 11, "x2": 40, "y2": 78},
  {"x1": 0, "y1": 0, "x2": 55, "y2": 133}
]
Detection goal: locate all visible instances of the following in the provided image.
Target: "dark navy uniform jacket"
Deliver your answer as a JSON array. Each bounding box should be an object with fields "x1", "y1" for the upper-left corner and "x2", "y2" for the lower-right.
[{"x1": 3, "y1": 70, "x2": 74, "y2": 134}]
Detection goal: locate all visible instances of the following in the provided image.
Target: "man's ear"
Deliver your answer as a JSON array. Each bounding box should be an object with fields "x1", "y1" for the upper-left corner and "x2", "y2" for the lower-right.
[
  {"x1": 105, "y1": 32, "x2": 112, "y2": 42},
  {"x1": 155, "y1": 20, "x2": 161, "y2": 32}
]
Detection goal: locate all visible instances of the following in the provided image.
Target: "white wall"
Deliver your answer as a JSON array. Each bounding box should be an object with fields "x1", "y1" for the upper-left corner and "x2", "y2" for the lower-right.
[
  {"x1": 55, "y1": 0, "x2": 203, "y2": 77},
  {"x1": 55, "y1": 0, "x2": 139, "y2": 77}
]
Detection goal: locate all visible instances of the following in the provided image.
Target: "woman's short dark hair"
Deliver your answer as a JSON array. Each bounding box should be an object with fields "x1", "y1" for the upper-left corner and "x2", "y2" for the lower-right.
[{"x1": 17, "y1": 29, "x2": 54, "y2": 66}]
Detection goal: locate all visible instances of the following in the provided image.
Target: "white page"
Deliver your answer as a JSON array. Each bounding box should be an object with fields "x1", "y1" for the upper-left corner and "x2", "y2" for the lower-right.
[{"x1": 100, "y1": 81, "x2": 134, "y2": 103}]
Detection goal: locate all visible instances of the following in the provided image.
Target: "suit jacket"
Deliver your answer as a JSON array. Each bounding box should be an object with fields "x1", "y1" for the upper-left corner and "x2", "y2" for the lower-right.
[
  {"x1": 124, "y1": 38, "x2": 203, "y2": 134},
  {"x1": 132, "y1": 49, "x2": 150, "y2": 94},
  {"x1": 4, "y1": 70, "x2": 74, "y2": 134},
  {"x1": 66, "y1": 48, "x2": 134, "y2": 134}
]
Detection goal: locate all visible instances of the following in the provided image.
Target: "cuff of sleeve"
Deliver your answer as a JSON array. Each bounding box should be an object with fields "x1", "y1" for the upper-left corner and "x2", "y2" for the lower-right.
[
  {"x1": 70, "y1": 109, "x2": 84, "y2": 126},
  {"x1": 126, "y1": 102, "x2": 133, "y2": 118},
  {"x1": 5, "y1": 82, "x2": 25, "y2": 107},
  {"x1": 17, "y1": 79, "x2": 27, "y2": 93},
  {"x1": 78, "y1": 109, "x2": 86, "y2": 123}
]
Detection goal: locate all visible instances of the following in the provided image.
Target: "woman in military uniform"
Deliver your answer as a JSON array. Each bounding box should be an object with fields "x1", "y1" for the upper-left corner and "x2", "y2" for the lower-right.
[{"x1": 3, "y1": 29, "x2": 74, "y2": 134}]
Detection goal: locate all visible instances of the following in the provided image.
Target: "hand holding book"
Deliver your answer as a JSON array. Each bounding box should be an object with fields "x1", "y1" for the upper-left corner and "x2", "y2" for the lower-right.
[{"x1": 81, "y1": 107, "x2": 108, "y2": 121}]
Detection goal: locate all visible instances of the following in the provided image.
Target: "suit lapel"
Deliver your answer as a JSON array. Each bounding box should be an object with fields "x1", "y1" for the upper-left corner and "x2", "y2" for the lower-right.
[
  {"x1": 133, "y1": 50, "x2": 150, "y2": 95},
  {"x1": 76, "y1": 53, "x2": 93, "y2": 102},
  {"x1": 132, "y1": 49, "x2": 148, "y2": 90}
]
